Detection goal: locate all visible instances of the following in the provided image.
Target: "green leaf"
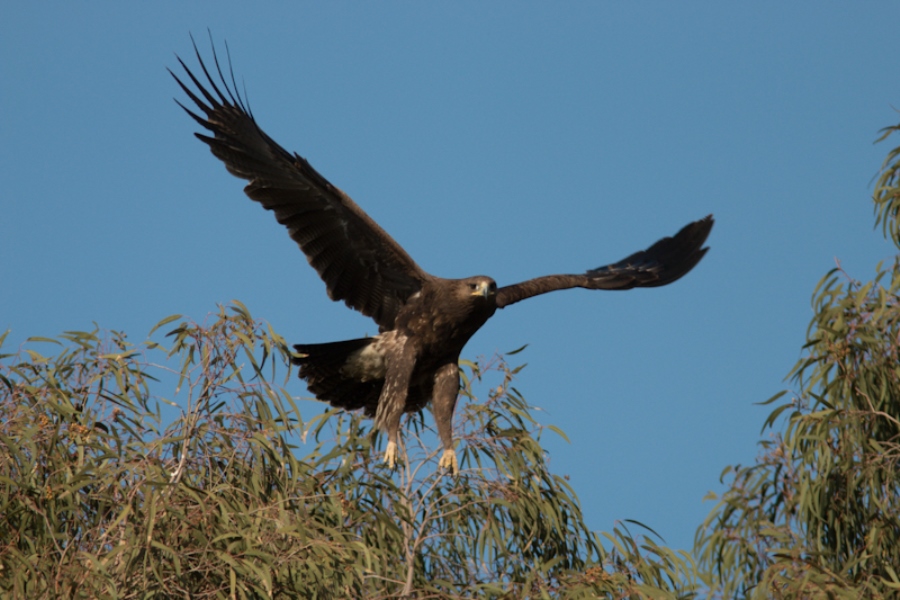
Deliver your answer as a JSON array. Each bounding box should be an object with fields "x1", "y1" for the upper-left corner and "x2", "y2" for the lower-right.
[{"x1": 148, "y1": 313, "x2": 183, "y2": 336}]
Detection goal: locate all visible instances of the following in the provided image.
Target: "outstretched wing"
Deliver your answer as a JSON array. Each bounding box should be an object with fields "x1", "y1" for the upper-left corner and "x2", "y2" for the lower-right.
[
  {"x1": 170, "y1": 39, "x2": 430, "y2": 329},
  {"x1": 495, "y1": 215, "x2": 713, "y2": 308}
]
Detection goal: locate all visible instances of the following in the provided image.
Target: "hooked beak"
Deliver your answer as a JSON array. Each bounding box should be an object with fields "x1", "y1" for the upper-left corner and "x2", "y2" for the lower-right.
[{"x1": 471, "y1": 280, "x2": 493, "y2": 298}]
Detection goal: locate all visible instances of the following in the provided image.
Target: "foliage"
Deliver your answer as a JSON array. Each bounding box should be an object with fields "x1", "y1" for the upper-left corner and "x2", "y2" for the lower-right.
[
  {"x1": 0, "y1": 303, "x2": 696, "y2": 599},
  {"x1": 874, "y1": 120, "x2": 900, "y2": 250},
  {"x1": 694, "y1": 121, "x2": 900, "y2": 597}
]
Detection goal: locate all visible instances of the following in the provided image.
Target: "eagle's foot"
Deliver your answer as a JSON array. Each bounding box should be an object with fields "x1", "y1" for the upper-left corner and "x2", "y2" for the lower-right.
[
  {"x1": 383, "y1": 440, "x2": 398, "y2": 469},
  {"x1": 438, "y1": 448, "x2": 458, "y2": 475}
]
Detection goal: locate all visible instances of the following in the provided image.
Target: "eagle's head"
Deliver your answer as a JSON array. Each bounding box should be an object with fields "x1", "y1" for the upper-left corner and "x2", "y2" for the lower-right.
[
  {"x1": 462, "y1": 276, "x2": 497, "y2": 301},
  {"x1": 444, "y1": 275, "x2": 498, "y2": 334}
]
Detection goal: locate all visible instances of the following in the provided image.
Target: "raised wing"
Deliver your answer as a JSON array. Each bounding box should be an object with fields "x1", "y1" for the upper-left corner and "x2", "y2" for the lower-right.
[
  {"x1": 170, "y1": 39, "x2": 430, "y2": 329},
  {"x1": 495, "y1": 215, "x2": 713, "y2": 308}
]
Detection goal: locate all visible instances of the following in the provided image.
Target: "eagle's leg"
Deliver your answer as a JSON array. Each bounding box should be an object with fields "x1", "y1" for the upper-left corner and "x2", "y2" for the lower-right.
[
  {"x1": 374, "y1": 338, "x2": 416, "y2": 470},
  {"x1": 433, "y1": 362, "x2": 461, "y2": 475}
]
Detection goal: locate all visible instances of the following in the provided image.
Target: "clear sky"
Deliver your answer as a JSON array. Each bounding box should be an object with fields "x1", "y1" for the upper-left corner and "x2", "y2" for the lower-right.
[{"x1": 3, "y1": 4, "x2": 898, "y2": 553}]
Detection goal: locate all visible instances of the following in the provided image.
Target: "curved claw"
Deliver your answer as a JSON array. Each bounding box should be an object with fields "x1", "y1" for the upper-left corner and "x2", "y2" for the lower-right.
[
  {"x1": 438, "y1": 448, "x2": 459, "y2": 475},
  {"x1": 383, "y1": 440, "x2": 398, "y2": 469}
]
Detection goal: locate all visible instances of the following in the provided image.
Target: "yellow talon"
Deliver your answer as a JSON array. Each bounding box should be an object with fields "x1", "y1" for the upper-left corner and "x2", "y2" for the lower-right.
[
  {"x1": 439, "y1": 449, "x2": 458, "y2": 475},
  {"x1": 384, "y1": 440, "x2": 398, "y2": 469}
]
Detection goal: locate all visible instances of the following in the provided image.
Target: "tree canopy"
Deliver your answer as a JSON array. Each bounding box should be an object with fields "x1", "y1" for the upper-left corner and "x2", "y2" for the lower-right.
[
  {"x1": 694, "y1": 119, "x2": 900, "y2": 598},
  {"x1": 0, "y1": 304, "x2": 694, "y2": 598}
]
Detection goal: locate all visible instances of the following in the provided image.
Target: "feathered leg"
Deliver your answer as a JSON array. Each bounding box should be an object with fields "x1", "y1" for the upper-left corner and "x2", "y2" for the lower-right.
[
  {"x1": 374, "y1": 339, "x2": 416, "y2": 469},
  {"x1": 432, "y1": 362, "x2": 461, "y2": 475}
]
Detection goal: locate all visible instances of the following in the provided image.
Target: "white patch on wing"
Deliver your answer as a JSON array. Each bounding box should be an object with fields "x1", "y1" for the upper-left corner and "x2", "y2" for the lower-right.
[
  {"x1": 340, "y1": 343, "x2": 386, "y2": 381},
  {"x1": 339, "y1": 331, "x2": 406, "y2": 382}
]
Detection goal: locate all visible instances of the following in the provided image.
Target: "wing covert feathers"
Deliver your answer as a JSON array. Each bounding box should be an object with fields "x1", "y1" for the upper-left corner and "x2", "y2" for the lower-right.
[
  {"x1": 495, "y1": 215, "x2": 713, "y2": 308},
  {"x1": 173, "y1": 39, "x2": 713, "y2": 321},
  {"x1": 171, "y1": 39, "x2": 429, "y2": 329}
]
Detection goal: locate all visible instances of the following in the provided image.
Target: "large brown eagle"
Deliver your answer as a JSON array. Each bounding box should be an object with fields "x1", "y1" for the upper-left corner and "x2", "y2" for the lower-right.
[{"x1": 171, "y1": 43, "x2": 713, "y2": 475}]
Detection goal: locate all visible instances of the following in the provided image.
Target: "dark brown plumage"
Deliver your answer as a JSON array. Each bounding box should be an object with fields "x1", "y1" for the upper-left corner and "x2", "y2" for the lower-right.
[{"x1": 171, "y1": 41, "x2": 714, "y2": 474}]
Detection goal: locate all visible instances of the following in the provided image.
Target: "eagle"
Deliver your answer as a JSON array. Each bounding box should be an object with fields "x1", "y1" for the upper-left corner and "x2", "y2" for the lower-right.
[{"x1": 171, "y1": 42, "x2": 713, "y2": 475}]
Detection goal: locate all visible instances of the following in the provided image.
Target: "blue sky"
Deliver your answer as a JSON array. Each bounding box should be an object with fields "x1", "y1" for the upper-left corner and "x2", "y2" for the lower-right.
[{"x1": 3, "y1": 4, "x2": 898, "y2": 553}]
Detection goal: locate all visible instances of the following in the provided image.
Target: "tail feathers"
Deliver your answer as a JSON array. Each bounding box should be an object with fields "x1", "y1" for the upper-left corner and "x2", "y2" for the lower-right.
[{"x1": 293, "y1": 338, "x2": 383, "y2": 416}]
